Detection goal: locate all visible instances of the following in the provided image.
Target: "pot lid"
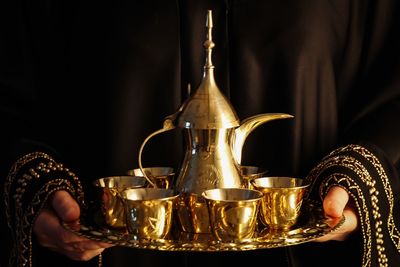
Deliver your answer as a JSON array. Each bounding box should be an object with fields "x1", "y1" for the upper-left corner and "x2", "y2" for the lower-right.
[{"x1": 177, "y1": 10, "x2": 240, "y2": 129}]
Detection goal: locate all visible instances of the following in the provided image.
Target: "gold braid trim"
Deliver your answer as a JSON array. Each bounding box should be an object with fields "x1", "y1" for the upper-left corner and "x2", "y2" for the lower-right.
[
  {"x1": 305, "y1": 144, "x2": 393, "y2": 267},
  {"x1": 4, "y1": 152, "x2": 85, "y2": 267},
  {"x1": 4, "y1": 152, "x2": 54, "y2": 227},
  {"x1": 338, "y1": 145, "x2": 400, "y2": 251},
  {"x1": 24, "y1": 180, "x2": 77, "y2": 267},
  {"x1": 98, "y1": 253, "x2": 102, "y2": 267}
]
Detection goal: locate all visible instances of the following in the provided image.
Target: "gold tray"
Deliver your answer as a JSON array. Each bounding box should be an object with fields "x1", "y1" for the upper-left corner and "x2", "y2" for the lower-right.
[{"x1": 63, "y1": 201, "x2": 344, "y2": 251}]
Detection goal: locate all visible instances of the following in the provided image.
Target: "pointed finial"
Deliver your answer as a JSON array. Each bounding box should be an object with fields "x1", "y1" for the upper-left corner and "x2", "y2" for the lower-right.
[
  {"x1": 187, "y1": 83, "x2": 191, "y2": 97},
  {"x1": 204, "y1": 10, "x2": 215, "y2": 68},
  {"x1": 206, "y1": 10, "x2": 213, "y2": 28}
]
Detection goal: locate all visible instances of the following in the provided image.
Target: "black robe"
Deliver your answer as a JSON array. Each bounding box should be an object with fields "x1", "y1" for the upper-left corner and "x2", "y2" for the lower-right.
[{"x1": 1, "y1": 0, "x2": 399, "y2": 266}]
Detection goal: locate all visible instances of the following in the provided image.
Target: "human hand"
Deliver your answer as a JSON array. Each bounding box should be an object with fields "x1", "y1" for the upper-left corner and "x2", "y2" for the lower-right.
[
  {"x1": 315, "y1": 186, "x2": 359, "y2": 242},
  {"x1": 33, "y1": 190, "x2": 113, "y2": 261}
]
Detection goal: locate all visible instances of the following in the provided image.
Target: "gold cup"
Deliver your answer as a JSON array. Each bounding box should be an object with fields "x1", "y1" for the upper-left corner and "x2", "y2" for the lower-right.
[
  {"x1": 127, "y1": 167, "x2": 175, "y2": 189},
  {"x1": 202, "y1": 188, "x2": 263, "y2": 242},
  {"x1": 120, "y1": 188, "x2": 178, "y2": 240},
  {"x1": 93, "y1": 176, "x2": 147, "y2": 228},
  {"x1": 240, "y1": 165, "x2": 268, "y2": 189},
  {"x1": 252, "y1": 177, "x2": 309, "y2": 230}
]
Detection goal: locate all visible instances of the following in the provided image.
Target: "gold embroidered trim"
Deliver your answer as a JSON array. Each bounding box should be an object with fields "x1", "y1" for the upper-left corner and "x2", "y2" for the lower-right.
[
  {"x1": 4, "y1": 152, "x2": 54, "y2": 227},
  {"x1": 338, "y1": 145, "x2": 400, "y2": 252},
  {"x1": 98, "y1": 253, "x2": 102, "y2": 267},
  {"x1": 306, "y1": 145, "x2": 391, "y2": 267},
  {"x1": 24, "y1": 180, "x2": 77, "y2": 266},
  {"x1": 4, "y1": 152, "x2": 85, "y2": 267}
]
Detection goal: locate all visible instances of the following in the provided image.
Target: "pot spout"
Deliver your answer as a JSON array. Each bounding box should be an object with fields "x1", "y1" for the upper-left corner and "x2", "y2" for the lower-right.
[{"x1": 231, "y1": 113, "x2": 294, "y2": 164}]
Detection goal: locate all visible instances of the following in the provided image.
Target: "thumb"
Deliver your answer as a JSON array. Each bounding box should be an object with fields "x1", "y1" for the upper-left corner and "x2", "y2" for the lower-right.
[
  {"x1": 51, "y1": 190, "x2": 81, "y2": 222},
  {"x1": 323, "y1": 186, "x2": 349, "y2": 218}
]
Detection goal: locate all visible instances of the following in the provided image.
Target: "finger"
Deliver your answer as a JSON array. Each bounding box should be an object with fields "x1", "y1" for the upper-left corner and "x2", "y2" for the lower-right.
[
  {"x1": 68, "y1": 241, "x2": 114, "y2": 252},
  {"x1": 51, "y1": 190, "x2": 80, "y2": 222},
  {"x1": 34, "y1": 207, "x2": 112, "y2": 262},
  {"x1": 323, "y1": 186, "x2": 349, "y2": 218},
  {"x1": 61, "y1": 248, "x2": 105, "y2": 262},
  {"x1": 315, "y1": 205, "x2": 358, "y2": 242},
  {"x1": 33, "y1": 209, "x2": 58, "y2": 247},
  {"x1": 34, "y1": 208, "x2": 89, "y2": 248}
]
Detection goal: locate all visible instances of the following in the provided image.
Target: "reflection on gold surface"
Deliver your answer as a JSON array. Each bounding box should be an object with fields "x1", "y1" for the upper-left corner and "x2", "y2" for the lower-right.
[
  {"x1": 137, "y1": 11, "x2": 293, "y2": 234},
  {"x1": 202, "y1": 188, "x2": 263, "y2": 242},
  {"x1": 120, "y1": 188, "x2": 178, "y2": 240},
  {"x1": 240, "y1": 166, "x2": 268, "y2": 189},
  {"x1": 127, "y1": 167, "x2": 175, "y2": 189},
  {"x1": 252, "y1": 177, "x2": 309, "y2": 230},
  {"x1": 63, "y1": 200, "x2": 344, "y2": 251},
  {"x1": 93, "y1": 176, "x2": 147, "y2": 228},
  {"x1": 175, "y1": 193, "x2": 211, "y2": 233}
]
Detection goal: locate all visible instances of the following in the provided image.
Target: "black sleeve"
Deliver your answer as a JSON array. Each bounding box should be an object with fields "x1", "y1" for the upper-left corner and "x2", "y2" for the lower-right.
[
  {"x1": 297, "y1": 144, "x2": 400, "y2": 267},
  {"x1": 339, "y1": 0, "x2": 400, "y2": 170},
  {"x1": 0, "y1": 2, "x2": 94, "y2": 267},
  {"x1": 293, "y1": 3, "x2": 400, "y2": 266}
]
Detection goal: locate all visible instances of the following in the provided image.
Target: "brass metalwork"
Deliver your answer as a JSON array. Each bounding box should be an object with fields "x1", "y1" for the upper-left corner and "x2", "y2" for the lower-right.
[
  {"x1": 240, "y1": 166, "x2": 268, "y2": 189},
  {"x1": 120, "y1": 188, "x2": 178, "y2": 239},
  {"x1": 138, "y1": 10, "x2": 293, "y2": 233},
  {"x1": 127, "y1": 167, "x2": 175, "y2": 189},
  {"x1": 66, "y1": 9, "x2": 343, "y2": 253},
  {"x1": 93, "y1": 176, "x2": 147, "y2": 228},
  {"x1": 138, "y1": 116, "x2": 178, "y2": 187},
  {"x1": 63, "y1": 200, "x2": 344, "y2": 251},
  {"x1": 57, "y1": 9, "x2": 346, "y2": 253},
  {"x1": 252, "y1": 177, "x2": 310, "y2": 230},
  {"x1": 175, "y1": 193, "x2": 211, "y2": 233},
  {"x1": 202, "y1": 188, "x2": 263, "y2": 242}
]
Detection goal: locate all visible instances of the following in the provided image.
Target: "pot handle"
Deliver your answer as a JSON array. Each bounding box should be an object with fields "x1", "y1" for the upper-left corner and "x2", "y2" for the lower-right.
[{"x1": 138, "y1": 117, "x2": 176, "y2": 187}]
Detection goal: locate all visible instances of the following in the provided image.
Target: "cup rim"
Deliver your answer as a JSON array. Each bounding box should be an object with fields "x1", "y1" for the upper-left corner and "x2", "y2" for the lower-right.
[
  {"x1": 120, "y1": 188, "x2": 179, "y2": 201},
  {"x1": 251, "y1": 176, "x2": 309, "y2": 189},
  {"x1": 92, "y1": 175, "x2": 147, "y2": 188},
  {"x1": 126, "y1": 166, "x2": 175, "y2": 177},
  {"x1": 239, "y1": 165, "x2": 268, "y2": 178},
  {"x1": 202, "y1": 188, "x2": 263, "y2": 202}
]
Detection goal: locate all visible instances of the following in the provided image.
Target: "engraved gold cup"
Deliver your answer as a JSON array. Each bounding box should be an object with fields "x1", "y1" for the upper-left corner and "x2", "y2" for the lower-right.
[
  {"x1": 127, "y1": 167, "x2": 175, "y2": 189},
  {"x1": 120, "y1": 188, "x2": 178, "y2": 240},
  {"x1": 93, "y1": 176, "x2": 147, "y2": 228},
  {"x1": 202, "y1": 188, "x2": 263, "y2": 242},
  {"x1": 252, "y1": 177, "x2": 309, "y2": 230}
]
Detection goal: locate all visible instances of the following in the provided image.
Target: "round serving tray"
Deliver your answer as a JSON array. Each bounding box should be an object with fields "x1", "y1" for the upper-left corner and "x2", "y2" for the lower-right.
[{"x1": 63, "y1": 201, "x2": 344, "y2": 252}]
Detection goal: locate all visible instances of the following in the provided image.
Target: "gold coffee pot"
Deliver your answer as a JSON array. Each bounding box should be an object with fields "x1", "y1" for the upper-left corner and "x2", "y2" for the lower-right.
[{"x1": 138, "y1": 10, "x2": 293, "y2": 233}]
